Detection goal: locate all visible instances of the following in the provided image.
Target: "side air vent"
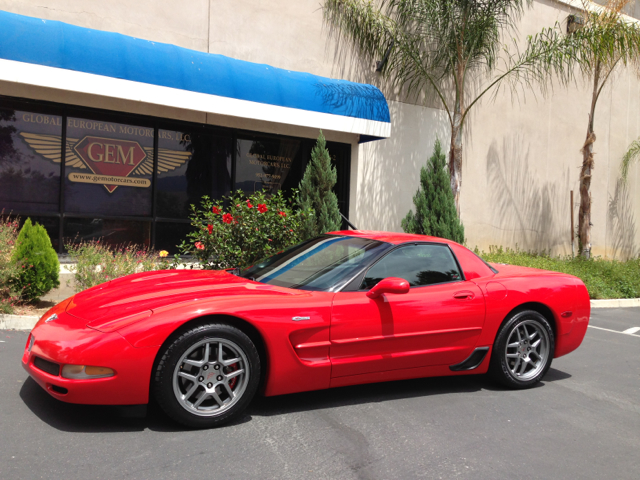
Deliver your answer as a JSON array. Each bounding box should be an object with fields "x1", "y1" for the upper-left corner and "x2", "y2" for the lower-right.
[{"x1": 449, "y1": 347, "x2": 490, "y2": 372}]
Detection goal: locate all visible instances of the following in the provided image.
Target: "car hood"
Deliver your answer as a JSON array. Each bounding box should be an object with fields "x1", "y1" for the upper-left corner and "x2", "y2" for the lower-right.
[{"x1": 66, "y1": 269, "x2": 296, "y2": 330}]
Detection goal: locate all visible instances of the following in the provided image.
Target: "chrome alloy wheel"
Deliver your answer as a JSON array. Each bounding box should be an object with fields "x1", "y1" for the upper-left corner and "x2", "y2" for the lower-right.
[
  {"x1": 172, "y1": 338, "x2": 249, "y2": 417},
  {"x1": 504, "y1": 320, "x2": 550, "y2": 381}
]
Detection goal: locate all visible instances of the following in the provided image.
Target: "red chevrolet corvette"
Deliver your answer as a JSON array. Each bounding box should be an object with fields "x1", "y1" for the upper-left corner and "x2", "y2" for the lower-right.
[{"x1": 22, "y1": 231, "x2": 590, "y2": 428}]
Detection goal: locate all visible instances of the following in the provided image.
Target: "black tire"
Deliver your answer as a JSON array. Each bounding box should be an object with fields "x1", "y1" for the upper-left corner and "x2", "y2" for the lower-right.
[
  {"x1": 489, "y1": 310, "x2": 555, "y2": 389},
  {"x1": 154, "y1": 323, "x2": 260, "y2": 428}
]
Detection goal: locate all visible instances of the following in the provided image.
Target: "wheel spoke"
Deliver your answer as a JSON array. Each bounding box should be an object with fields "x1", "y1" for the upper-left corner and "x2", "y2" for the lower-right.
[
  {"x1": 512, "y1": 358, "x2": 521, "y2": 373},
  {"x1": 203, "y1": 343, "x2": 211, "y2": 363},
  {"x1": 226, "y1": 369, "x2": 244, "y2": 380},
  {"x1": 184, "y1": 358, "x2": 204, "y2": 367},
  {"x1": 182, "y1": 383, "x2": 199, "y2": 401},
  {"x1": 531, "y1": 338, "x2": 541, "y2": 349},
  {"x1": 506, "y1": 353, "x2": 519, "y2": 359},
  {"x1": 507, "y1": 341, "x2": 520, "y2": 348},
  {"x1": 519, "y1": 359, "x2": 528, "y2": 375},
  {"x1": 516, "y1": 327, "x2": 522, "y2": 342},
  {"x1": 223, "y1": 381, "x2": 235, "y2": 398},
  {"x1": 178, "y1": 371, "x2": 197, "y2": 381},
  {"x1": 193, "y1": 391, "x2": 209, "y2": 408},
  {"x1": 211, "y1": 390, "x2": 224, "y2": 407}
]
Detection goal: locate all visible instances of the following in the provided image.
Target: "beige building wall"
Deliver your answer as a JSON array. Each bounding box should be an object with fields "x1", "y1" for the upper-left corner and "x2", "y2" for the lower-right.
[{"x1": 0, "y1": 0, "x2": 638, "y2": 258}]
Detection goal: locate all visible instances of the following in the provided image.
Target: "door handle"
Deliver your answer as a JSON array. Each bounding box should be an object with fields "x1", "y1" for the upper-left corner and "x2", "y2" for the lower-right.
[{"x1": 453, "y1": 291, "x2": 475, "y2": 300}]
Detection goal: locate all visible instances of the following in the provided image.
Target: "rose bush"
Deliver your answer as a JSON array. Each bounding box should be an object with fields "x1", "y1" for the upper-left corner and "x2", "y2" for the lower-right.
[{"x1": 179, "y1": 190, "x2": 310, "y2": 269}]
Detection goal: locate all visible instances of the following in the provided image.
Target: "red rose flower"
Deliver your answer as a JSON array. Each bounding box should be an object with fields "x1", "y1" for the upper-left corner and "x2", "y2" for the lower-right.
[
  {"x1": 207, "y1": 224, "x2": 213, "y2": 235},
  {"x1": 195, "y1": 241, "x2": 204, "y2": 250},
  {"x1": 212, "y1": 206, "x2": 222, "y2": 214},
  {"x1": 258, "y1": 203, "x2": 268, "y2": 213},
  {"x1": 278, "y1": 211, "x2": 287, "y2": 217},
  {"x1": 222, "y1": 213, "x2": 233, "y2": 224},
  {"x1": 246, "y1": 200, "x2": 253, "y2": 208}
]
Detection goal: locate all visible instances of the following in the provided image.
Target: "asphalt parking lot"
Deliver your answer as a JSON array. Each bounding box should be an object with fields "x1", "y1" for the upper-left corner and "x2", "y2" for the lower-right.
[{"x1": 1, "y1": 308, "x2": 639, "y2": 480}]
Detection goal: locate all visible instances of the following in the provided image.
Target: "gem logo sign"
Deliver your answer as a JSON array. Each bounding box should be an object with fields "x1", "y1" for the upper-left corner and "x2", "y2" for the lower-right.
[
  {"x1": 19, "y1": 132, "x2": 192, "y2": 193},
  {"x1": 72, "y1": 136, "x2": 149, "y2": 192}
]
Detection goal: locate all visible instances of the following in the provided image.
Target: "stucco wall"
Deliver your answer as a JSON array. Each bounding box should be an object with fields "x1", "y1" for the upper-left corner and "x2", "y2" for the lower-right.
[{"x1": 0, "y1": 0, "x2": 638, "y2": 258}]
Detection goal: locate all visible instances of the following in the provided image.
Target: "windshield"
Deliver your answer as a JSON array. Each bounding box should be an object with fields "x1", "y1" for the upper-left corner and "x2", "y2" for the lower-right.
[{"x1": 240, "y1": 235, "x2": 391, "y2": 291}]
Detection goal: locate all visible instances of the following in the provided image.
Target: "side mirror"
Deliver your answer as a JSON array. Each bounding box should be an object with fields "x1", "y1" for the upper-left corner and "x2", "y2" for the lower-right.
[{"x1": 366, "y1": 277, "x2": 410, "y2": 299}]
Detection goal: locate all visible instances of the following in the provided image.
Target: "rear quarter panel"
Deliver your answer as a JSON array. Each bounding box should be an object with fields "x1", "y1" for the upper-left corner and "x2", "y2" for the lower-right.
[{"x1": 472, "y1": 271, "x2": 589, "y2": 358}]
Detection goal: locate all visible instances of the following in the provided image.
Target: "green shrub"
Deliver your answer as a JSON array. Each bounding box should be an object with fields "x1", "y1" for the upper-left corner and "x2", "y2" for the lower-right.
[
  {"x1": 180, "y1": 190, "x2": 310, "y2": 269},
  {"x1": 66, "y1": 242, "x2": 174, "y2": 292},
  {"x1": 402, "y1": 139, "x2": 464, "y2": 243},
  {"x1": 11, "y1": 218, "x2": 59, "y2": 302},
  {"x1": 0, "y1": 215, "x2": 20, "y2": 313},
  {"x1": 479, "y1": 246, "x2": 640, "y2": 299},
  {"x1": 298, "y1": 130, "x2": 341, "y2": 239}
]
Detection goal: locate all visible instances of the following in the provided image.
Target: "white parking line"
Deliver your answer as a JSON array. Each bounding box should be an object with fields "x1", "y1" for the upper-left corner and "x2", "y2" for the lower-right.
[
  {"x1": 622, "y1": 327, "x2": 640, "y2": 335},
  {"x1": 589, "y1": 325, "x2": 640, "y2": 336}
]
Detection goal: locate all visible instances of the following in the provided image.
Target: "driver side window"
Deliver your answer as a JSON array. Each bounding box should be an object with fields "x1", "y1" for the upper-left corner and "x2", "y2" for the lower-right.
[{"x1": 360, "y1": 244, "x2": 462, "y2": 290}]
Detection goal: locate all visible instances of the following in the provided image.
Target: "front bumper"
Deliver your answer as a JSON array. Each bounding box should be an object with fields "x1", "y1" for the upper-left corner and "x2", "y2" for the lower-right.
[{"x1": 22, "y1": 315, "x2": 158, "y2": 405}]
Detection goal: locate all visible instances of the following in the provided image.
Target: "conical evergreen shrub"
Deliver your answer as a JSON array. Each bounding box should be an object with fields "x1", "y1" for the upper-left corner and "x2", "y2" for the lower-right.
[
  {"x1": 402, "y1": 139, "x2": 465, "y2": 243},
  {"x1": 11, "y1": 218, "x2": 59, "y2": 302},
  {"x1": 298, "y1": 131, "x2": 342, "y2": 238}
]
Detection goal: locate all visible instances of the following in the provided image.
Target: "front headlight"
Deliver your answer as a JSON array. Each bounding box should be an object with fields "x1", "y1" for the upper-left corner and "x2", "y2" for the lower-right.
[{"x1": 61, "y1": 365, "x2": 115, "y2": 379}]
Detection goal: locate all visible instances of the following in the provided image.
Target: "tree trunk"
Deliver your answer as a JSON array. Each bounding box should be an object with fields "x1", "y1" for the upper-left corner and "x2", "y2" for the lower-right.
[
  {"x1": 578, "y1": 67, "x2": 601, "y2": 259},
  {"x1": 449, "y1": 112, "x2": 463, "y2": 215},
  {"x1": 578, "y1": 128, "x2": 595, "y2": 259}
]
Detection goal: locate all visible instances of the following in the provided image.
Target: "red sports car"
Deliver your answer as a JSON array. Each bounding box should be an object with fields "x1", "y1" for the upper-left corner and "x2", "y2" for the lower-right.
[{"x1": 22, "y1": 231, "x2": 590, "y2": 428}]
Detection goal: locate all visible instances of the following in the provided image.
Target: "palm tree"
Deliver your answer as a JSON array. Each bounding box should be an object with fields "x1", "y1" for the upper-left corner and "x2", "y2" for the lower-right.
[
  {"x1": 558, "y1": 1, "x2": 640, "y2": 257},
  {"x1": 323, "y1": 0, "x2": 563, "y2": 213}
]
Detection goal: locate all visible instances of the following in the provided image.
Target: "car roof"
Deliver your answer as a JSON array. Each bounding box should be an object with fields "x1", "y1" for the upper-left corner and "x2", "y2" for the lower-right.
[{"x1": 327, "y1": 230, "x2": 460, "y2": 246}]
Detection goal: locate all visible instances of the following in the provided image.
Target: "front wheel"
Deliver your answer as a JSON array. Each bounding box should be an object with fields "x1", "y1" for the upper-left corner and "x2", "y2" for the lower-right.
[
  {"x1": 489, "y1": 310, "x2": 554, "y2": 389},
  {"x1": 154, "y1": 323, "x2": 261, "y2": 428}
]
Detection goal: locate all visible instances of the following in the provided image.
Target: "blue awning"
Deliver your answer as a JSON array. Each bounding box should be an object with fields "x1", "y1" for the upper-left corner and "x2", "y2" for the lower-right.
[{"x1": 0, "y1": 10, "x2": 391, "y2": 139}]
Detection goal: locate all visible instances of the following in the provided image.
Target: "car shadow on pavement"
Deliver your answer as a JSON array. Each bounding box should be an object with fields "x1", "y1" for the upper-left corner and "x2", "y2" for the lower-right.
[
  {"x1": 19, "y1": 368, "x2": 571, "y2": 433},
  {"x1": 249, "y1": 367, "x2": 572, "y2": 418}
]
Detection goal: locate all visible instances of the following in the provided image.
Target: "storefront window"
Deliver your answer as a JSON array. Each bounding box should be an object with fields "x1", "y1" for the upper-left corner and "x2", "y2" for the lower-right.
[
  {"x1": 0, "y1": 109, "x2": 61, "y2": 213},
  {"x1": 156, "y1": 129, "x2": 232, "y2": 219},
  {"x1": 63, "y1": 217, "x2": 151, "y2": 250},
  {"x1": 235, "y1": 137, "x2": 301, "y2": 194},
  {"x1": 0, "y1": 98, "x2": 350, "y2": 252},
  {"x1": 64, "y1": 118, "x2": 154, "y2": 216}
]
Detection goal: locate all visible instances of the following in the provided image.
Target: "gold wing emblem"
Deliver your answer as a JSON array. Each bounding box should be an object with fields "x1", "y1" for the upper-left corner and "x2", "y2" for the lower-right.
[
  {"x1": 133, "y1": 147, "x2": 192, "y2": 176},
  {"x1": 19, "y1": 132, "x2": 87, "y2": 169}
]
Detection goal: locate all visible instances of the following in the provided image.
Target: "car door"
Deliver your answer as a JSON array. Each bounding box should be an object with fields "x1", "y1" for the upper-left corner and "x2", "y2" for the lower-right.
[{"x1": 330, "y1": 243, "x2": 486, "y2": 378}]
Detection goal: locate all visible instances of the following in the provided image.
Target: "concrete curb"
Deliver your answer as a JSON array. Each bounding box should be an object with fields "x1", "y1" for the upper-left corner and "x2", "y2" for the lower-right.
[
  {"x1": 590, "y1": 298, "x2": 640, "y2": 308},
  {"x1": 0, "y1": 314, "x2": 39, "y2": 331},
  {"x1": 2, "y1": 298, "x2": 639, "y2": 331}
]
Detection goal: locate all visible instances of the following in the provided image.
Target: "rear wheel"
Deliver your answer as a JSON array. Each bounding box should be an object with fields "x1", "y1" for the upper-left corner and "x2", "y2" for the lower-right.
[
  {"x1": 489, "y1": 310, "x2": 554, "y2": 389},
  {"x1": 154, "y1": 323, "x2": 260, "y2": 428}
]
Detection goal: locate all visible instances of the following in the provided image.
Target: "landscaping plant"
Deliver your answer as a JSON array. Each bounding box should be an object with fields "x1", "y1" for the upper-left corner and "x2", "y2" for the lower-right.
[
  {"x1": 402, "y1": 139, "x2": 464, "y2": 243},
  {"x1": 66, "y1": 242, "x2": 174, "y2": 292},
  {"x1": 180, "y1": 190, "x2": 309, "y2": 269},
  {"x1": 0, "y1": 215, "x2": 20, "y2": 313},
  {"x1": 298, "y1": 130, "x2": 342, "y2": 239},
  {"x1": 11, "y1": 218, "x2": 59, "y2": 302}
]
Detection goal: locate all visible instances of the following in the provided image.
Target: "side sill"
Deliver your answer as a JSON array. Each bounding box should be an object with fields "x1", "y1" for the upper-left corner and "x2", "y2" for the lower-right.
[{"x1": 449, "y1": 347, "x2": 490, "y2": 372}]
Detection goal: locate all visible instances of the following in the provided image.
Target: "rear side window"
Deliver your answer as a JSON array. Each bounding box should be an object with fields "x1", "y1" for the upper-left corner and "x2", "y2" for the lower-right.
[{"x1": 361, "y1": 244, "x2": 463, "y2": 289}]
